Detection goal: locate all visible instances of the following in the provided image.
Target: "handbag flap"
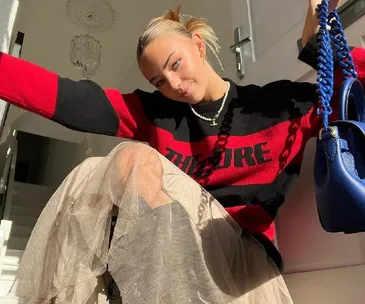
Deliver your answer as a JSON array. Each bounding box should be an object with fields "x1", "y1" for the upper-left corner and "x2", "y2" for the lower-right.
[{"x1": 331, "y1": 119, "x2": 365, "y2": 138}]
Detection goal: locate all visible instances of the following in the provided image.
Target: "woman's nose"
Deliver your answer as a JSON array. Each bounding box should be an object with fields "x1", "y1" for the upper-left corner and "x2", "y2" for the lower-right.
[{"x1": 167, "y1": 76, "x2": 182, "y2": 91}]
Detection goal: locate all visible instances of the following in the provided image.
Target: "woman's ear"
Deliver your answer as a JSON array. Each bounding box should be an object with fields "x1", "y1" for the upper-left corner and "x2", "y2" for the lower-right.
[{"x1": 192, "y1": 32, "x2": 206, "y2": 59}]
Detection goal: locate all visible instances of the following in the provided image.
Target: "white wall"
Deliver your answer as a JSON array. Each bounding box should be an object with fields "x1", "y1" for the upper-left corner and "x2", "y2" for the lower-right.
[
  {"x1": 284, "y1": 264, "x2": 365, "y2": 304},
  {"x1": 0, "y1": 0, "x2": 18, "y2": 53},
  {"x1": 275, "y1": 16, "x2": 365, "y2": 275}
]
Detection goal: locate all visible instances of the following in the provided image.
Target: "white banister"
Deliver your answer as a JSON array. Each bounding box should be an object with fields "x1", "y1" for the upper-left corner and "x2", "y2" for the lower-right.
[{"x1": 0, "y1": 220, "x2": 12, "y2": 277}]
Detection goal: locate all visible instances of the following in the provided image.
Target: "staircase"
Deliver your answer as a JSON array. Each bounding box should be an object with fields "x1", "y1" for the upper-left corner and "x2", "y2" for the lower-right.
[
  {"x1": 0, "y1": 247, "x2": 22, "y2": 303},
  {"x1": 0, "y1": 182, "x2": 52, "y2": 303}
]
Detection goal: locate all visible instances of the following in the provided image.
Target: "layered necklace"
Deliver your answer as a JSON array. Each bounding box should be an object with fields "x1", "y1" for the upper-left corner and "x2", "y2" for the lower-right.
[{"x1": 190, "y1": 81, "x2": 230, "y2": 127}]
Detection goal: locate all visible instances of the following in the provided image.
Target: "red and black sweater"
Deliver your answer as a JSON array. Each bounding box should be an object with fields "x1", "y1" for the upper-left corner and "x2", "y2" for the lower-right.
[{"x1": 1, "y1": 39, "x2": 365, "y2": 244}]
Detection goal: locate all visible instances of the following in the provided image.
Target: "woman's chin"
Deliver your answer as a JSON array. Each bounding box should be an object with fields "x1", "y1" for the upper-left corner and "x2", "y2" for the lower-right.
[
  {"x1": 184, "y1": 92, "x2": 205, "y2": 105},
  {"x1": 174, "y1": 95, "x2": 200, "y2": 105}
]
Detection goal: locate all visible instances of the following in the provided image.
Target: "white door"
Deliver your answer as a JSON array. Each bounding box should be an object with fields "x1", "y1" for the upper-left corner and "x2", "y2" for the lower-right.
[
  {"x1": 228, "y1": 1, "x2": 365, "y2": 303},
  {"x1": 228, "y1": 0, "x2": 312, "y2": 85},
  {"x1": 229, "y1": 0, "x2": 365, "y2": 85}
]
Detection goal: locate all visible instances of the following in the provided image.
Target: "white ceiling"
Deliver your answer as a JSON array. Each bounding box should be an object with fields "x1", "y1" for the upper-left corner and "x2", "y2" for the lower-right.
[{"x1": 12, "y1": 0, "x2": 180, "y2": 92}]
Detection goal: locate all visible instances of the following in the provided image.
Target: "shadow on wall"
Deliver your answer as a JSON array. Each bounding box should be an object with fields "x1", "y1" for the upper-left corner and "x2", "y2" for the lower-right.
[{"x1": 276, "y1": 138, "x2": 365, "y2": 274}]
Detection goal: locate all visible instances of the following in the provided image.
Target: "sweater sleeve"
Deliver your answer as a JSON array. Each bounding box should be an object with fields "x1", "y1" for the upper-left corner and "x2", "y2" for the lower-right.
[
  {"x1": 0, "y1": 52, "x2": 150, "y2": 141},
  {"x1": 298, "y1": 35, "x2": 365, "y2": 135}
]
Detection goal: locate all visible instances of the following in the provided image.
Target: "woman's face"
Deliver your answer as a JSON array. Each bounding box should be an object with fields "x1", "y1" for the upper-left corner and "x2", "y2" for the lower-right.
[{"x1": 138, "y1": 33, "x2": 208, "y2": 104}]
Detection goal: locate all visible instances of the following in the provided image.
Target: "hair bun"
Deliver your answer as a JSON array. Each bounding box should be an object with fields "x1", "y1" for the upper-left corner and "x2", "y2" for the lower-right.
[
  {"x1": 163, "y1": 5, "x2": 182, "y2": 23},
  {"x1": 137, "y1": 4, "x2": 223, "y2": 71}
]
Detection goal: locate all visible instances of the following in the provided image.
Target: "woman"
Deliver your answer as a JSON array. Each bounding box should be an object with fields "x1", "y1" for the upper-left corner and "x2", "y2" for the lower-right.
[{"x1": 0, "y1": 0, "x2": 361, "y2": 303}]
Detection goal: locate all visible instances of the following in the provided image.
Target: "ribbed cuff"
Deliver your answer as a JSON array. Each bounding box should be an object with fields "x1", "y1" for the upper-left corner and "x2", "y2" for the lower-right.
[{"x1": 298, "y1": 33, "x2": 355, "y2": 70}]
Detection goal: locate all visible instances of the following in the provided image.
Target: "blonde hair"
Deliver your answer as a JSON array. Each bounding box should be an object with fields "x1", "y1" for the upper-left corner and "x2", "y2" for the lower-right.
[{"x1": 136, "y1": 5, "x2": 223, "y2": 69}]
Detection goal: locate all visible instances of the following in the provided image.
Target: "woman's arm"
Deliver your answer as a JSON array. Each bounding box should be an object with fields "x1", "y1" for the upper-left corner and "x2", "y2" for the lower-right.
[
  {"x1": 298, "y1": 0, "x2": 365, "y2": 135},
  {"x1": 299, "y1": 0, "x2": 346, "y2": 69},
  {"x1": 301, "y1": 0, "x2": 342, "y2": 46},
  {"x1": 0, "y1": 52, "x2": 150, "y2": 140},
  {"x1": 299, "y1": 0, "x2": 365, "y2": 89}
]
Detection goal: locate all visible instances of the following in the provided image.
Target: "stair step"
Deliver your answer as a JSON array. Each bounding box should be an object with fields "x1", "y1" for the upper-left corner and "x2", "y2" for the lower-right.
[
  {"x1": 9, "y1": 205, "x2": 42, "y2": 218},
  {"x1": 8, "y1": 215, "x2": 37, "y2": 228},
  {"x1": 13, "y1": 182, "x2": 52, "y2": 196},
  {"x1": 1, "y1": 270, "x2": 19, "y2": 282},
  {"x1": 3, "y1": 250, "x2": 23, "y2": 266},
  {"x1": 0, "y1": 272, "x2": 16, "y2": 282},
  {"x1": 0, "y1": 297, "x2": 19, "y2": 304},
  {"x1": 11, "y1": 195, "x2": 49, "y2": 211},
  {"x1": 0, "y1": 278, "x2": 17, "y2": 297},
  {"x1": 6, "y1": 236, "x2": 28, "y2": 251},
  {"x1": 1, "y1": 263, "x2": 18, "y2": 274},
  {"x1": 9, "y1": 225, "x2": 33, "y2": 239}
]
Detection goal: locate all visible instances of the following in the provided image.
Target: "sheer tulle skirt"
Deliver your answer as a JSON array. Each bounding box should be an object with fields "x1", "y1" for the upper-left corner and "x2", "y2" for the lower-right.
[{"x1": 11, "y1": 141, "x2": 293, "y2": 303}]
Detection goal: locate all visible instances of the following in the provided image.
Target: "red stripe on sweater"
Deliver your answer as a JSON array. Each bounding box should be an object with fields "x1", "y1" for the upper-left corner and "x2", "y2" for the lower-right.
[
  {"x1": 335, "y1": 47, "x2": 365, "y2": 89},
  {"x1": 149, "y1": 114, "x2": 309, "y2": 187},
  {"x1": 0, "y1": 52, "x2": 57, "y2": 119},
  {"x1": 105, "y1": 90, "x2": 149, "y2": 141}
]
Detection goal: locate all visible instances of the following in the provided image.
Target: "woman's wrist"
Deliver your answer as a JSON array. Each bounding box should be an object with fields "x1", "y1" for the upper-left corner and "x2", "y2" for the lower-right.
[{"x1": 302, "y1": 6, "x2": 319, "y2": 47}]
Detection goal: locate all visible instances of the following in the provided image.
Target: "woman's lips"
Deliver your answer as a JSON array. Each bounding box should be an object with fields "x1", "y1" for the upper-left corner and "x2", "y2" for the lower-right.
[{"x1": 181, "y1": 83, "x2": 192, "y2": 97}]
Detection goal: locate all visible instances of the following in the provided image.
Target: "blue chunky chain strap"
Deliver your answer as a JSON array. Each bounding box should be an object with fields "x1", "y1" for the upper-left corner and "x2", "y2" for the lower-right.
[{"x1": 316, "y1": 0, "x2": 358, "y2": 131}]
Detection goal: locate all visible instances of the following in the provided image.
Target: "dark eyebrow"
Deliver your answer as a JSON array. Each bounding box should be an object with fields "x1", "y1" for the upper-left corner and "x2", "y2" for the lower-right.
[
  {"x1": 149, "y1": 51, "x2": 176, "y2": 83},
  {"x1": 163, "y1": 51, "x2": 175, "y2": 69}
]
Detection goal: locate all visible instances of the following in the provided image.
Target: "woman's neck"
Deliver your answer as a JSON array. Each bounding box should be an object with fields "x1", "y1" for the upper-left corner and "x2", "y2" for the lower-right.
[{"x1": 203, "y1": 67, "x2": 228, "y2": 102}]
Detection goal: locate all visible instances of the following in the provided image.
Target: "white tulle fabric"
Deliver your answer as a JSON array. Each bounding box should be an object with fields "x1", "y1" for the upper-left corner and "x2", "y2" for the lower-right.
[{"x1": 11, "y1": 141, "x2": 293, "y2": 304}]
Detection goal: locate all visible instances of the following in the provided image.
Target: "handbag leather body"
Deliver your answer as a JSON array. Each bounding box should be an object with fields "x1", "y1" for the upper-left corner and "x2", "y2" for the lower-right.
[
  {"x1": 314, "y1": 78, "x2": 365, "y2": 233},
  {"x1": 313, "y1": 0, "x2": 365, "y2": 233}
]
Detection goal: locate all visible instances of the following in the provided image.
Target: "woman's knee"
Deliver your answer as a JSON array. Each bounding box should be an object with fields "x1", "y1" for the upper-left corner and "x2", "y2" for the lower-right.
[
  {"x1": 114, "y1": 143, "x2": 161, "y2": 171},
  {"x1": 113, "y1": 143, "x2": 171, "y2": 208}
]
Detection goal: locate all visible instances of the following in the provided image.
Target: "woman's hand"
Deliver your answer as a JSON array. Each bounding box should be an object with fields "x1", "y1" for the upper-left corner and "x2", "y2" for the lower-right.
[
  {"x1": 302, "y1": 0, "x2": 342, "y2": 47},
  {"x1": 309, "y1": 0, "x2": 342, "y2": 12}
]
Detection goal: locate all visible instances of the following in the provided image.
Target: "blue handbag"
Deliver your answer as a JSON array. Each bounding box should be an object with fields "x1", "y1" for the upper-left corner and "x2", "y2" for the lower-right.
[{"x1": 313, "y1": 0, "x2": 365, "y2": 233}]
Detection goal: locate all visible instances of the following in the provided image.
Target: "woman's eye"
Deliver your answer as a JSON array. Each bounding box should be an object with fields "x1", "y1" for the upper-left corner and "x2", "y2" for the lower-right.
[
  {"x1": 172, "y1": 59, "x2": 180, "y2": 70},
  {"x1": 156, "y1": 79, "x2": 164, "y2": 87}
]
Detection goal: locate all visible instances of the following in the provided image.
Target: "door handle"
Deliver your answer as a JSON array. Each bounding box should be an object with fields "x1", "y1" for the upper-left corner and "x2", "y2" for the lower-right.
[{"x1": 230, "y1": 27, "x2": 251, "y2": 80}]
